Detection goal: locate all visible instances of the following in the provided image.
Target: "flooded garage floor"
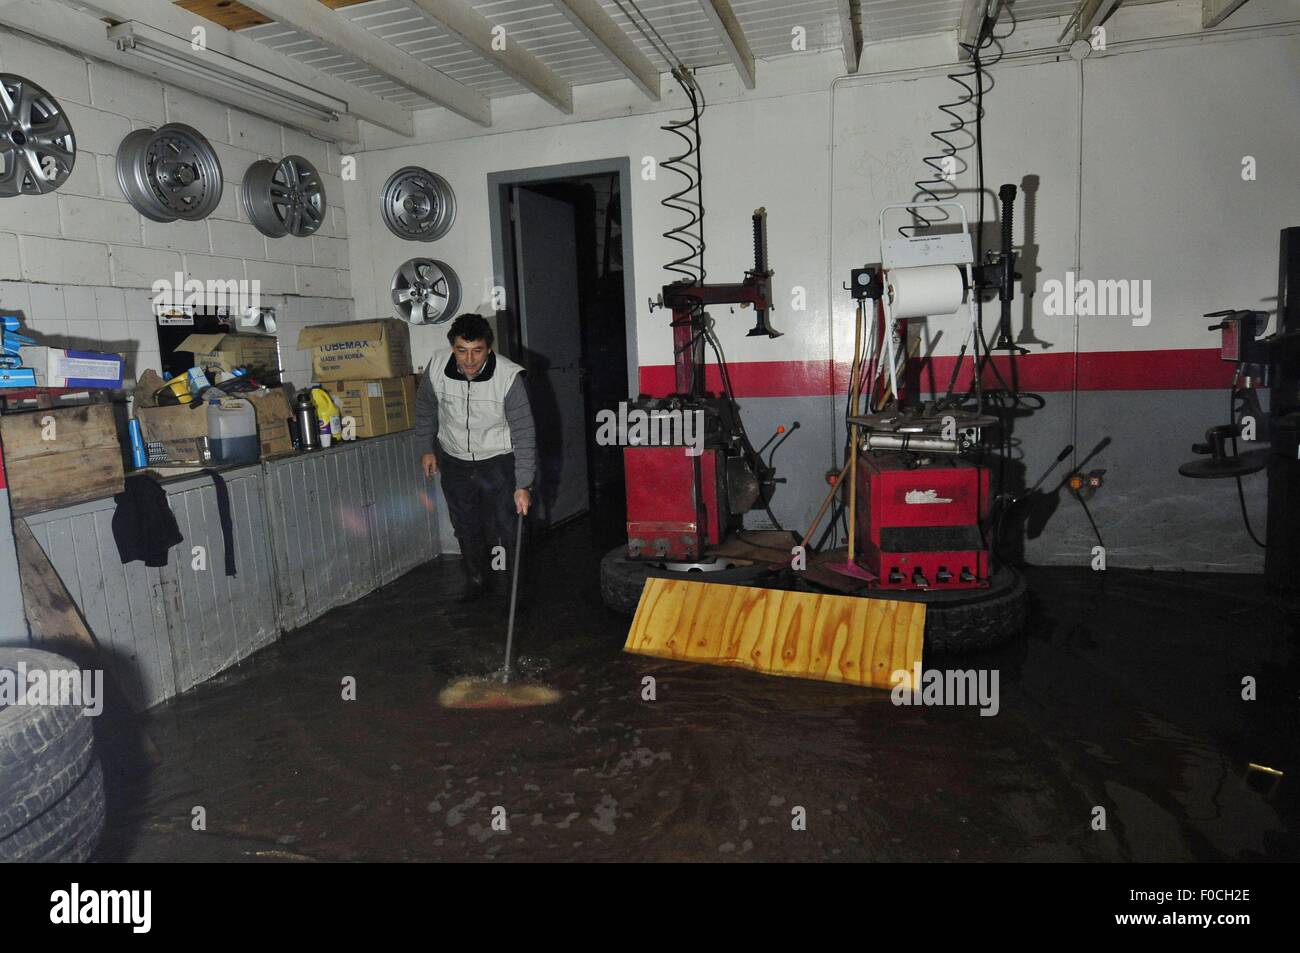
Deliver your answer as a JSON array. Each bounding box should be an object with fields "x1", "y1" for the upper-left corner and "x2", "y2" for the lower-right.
[{"x1": 94, "y1": 520, "x2": 1298, "y2": 862}]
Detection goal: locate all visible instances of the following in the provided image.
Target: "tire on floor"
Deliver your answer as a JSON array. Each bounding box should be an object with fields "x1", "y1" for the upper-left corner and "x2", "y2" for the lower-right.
[
  {"x1": 600, "y1": 547, "x2": 1027, "y2": 655},
  {"x1": 882, "y1": 564, "x2": 1029, "y2": 656},
  {"x1": 0, "y1": 756, "x2": 105, "y2": 863},
  {"x1": 0, "y1": 647, "x2": 105, "y2": 862},
  {"x1": 600, "y1": 545, "x2": 775, "y2": 616}
]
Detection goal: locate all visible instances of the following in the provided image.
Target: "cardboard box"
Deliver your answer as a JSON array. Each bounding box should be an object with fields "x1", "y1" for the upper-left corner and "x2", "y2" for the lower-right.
[
  {"x1": 0, "y1": 404, "x2": 125, "y2": 515},
  {"x1": 143, "y1": 436, "x2": 211, "y2": 468},
  {"x1": 20, "y1": 346, "x2": 125, "y2": 389},
  {"x1": 133, "y1": 369, "x2": 169, "y2": 406},
  {"x1": 176, "y1": 332, "x2": 280, "y2": 378},
  {"x1": 136, "y1": 403, "x2": 211, "y2": 466},
  {"x1": 245, "y1": 388, "x2": 294, "y2": 458},
  {"x1": 298, "y1": 319, "x2": 411, "y2": 382},
  {"x1": 334, "y1": 377, "x2": 411, "y2": 438},
  {"x1": 400, "y1": 374, "x2": 419, "y2": 425}
]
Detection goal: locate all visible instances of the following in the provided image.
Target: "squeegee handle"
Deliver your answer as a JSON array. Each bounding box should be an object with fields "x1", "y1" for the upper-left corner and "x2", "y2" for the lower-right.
[{"x1": 502, "y1": 511, "x2": 525, "y2": 684}]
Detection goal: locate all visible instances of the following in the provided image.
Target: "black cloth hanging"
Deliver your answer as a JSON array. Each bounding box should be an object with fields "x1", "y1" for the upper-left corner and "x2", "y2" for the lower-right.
[
  {"x1": 111, "y1": 474, "x2": 183, "y2": 569},
  {"x1": 200, "y1": 468, "x2": 237, "y2": 578}
]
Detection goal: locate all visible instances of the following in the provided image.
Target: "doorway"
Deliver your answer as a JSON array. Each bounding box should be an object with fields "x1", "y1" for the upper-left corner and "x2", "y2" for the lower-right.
[{"x1": 489, "y1": 160, "x2": 636, "y2": 532}]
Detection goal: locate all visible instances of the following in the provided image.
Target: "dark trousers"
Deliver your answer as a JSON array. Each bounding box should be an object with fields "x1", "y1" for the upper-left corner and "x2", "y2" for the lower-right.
[{"x1": 439, "y1": 450, "x2": 518, "y2": 580}]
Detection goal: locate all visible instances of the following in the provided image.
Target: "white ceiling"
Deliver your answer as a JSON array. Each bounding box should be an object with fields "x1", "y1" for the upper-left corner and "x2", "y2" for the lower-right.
[{"x1": 234, "y1": 0, "x2": 1088, "y2": 111}]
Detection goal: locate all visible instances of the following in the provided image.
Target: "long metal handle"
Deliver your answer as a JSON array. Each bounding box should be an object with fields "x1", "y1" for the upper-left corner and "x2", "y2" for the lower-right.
[{"x1": 501, "y1": 510, "x2": 525, "y2": 684}]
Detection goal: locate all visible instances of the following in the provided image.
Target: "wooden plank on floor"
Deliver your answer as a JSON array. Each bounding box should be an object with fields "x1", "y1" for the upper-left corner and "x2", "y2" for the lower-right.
[{"x1": 624, "y1": 577, "x2": 924, "y2": 690}]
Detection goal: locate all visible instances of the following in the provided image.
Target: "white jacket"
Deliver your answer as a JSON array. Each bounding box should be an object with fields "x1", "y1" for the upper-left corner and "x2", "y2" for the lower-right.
[{"x1": 428, "y1": 348, "x2": 524, "y2": 462}]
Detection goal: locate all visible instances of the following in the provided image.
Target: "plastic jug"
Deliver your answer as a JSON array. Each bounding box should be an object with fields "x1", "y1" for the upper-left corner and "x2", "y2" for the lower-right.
[{"x1": 207, "y1": 398, "x2": 259, "y2": 465}]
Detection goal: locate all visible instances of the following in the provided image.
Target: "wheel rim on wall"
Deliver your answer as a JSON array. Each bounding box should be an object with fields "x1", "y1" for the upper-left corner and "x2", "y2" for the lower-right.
[
  {"x1": 242, "y1": 155, "x2": 327, "y2": 238},
  {"x1": 0, "y1": 73, "x2": 76, "y2": 197},
  {"x1": 381, "y1": 167, "x2": 456, "y2": 241},
  {"x1": 116, "y1": 123, "x2": 223, "y2": 222},
  {"x1": 391, "y1": 258, "x2": 461, "y2": 325}
]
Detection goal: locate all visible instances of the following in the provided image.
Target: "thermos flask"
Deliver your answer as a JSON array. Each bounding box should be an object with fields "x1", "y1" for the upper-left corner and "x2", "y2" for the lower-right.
[{"x1": 295, "y1": 390, "x2": 320, "y2": 451}]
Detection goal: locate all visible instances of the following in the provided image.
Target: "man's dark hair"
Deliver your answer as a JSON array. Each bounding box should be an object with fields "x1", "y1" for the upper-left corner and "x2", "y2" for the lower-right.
[{"x1": 447, "y1": 313, "x2": 494, "y2": 348}]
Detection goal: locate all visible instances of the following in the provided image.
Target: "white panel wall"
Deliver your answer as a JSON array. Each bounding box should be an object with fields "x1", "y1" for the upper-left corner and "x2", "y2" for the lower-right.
[
  {"x1": 0, "y1": 29, "x2": 356, "y2": 391},
  {"x1": 347, "y1": 7, "x2": 1299, "y2": 371},
  {"x1": 1079, "y1": 37, "x2": 1300, "y2": 351},
  {"x1": 338, "y1": 2, "x2": 1298, "y2": 571}
]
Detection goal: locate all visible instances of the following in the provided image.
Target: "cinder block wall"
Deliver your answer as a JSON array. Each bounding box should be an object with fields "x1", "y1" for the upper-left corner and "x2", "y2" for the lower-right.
[{"x1": 0, "y1": 30, "x2": 355, "y2": 392}]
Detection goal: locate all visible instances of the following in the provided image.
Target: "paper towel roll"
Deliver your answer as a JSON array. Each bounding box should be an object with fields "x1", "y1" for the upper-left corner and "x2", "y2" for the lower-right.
[{"x1": 886, "y1": 265, "x2": 966, "y2": 319}]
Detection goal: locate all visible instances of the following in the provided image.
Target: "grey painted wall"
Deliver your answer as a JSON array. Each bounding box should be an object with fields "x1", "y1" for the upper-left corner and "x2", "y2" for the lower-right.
[{"x1": 732, "y1": 386, "x2": 1267, "y2": 572}]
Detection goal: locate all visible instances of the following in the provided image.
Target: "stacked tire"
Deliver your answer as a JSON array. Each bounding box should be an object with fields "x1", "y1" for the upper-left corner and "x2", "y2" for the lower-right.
[
  {"x1": 0, "y1": 648, "x2": 105, "y2": 862},
  {"x1": 599, "y1": 546, "x2": 1028, "y2": 655}
]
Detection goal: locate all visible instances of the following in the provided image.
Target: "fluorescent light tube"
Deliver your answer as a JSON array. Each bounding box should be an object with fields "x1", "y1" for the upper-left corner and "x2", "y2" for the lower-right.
[{"x1": 106, "y1": 21, "x2": 348, "y2": 125}]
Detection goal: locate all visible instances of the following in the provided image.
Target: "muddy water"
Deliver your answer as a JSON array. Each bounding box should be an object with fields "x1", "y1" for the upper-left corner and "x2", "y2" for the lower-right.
[{"x1": 95, "y1": 521, "x2": 1298, "y2": 862}]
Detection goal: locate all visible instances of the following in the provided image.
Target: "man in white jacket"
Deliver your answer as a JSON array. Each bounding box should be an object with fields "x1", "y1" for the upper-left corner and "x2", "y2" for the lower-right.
[{"x1": 415, "y1": 314, "x2": 536, "y2": 602}]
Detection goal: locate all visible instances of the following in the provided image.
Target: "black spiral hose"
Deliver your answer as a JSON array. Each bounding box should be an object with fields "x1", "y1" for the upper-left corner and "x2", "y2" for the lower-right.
[
  {"x1": 661, "y1": 69, "x2": 706, "y2": 283},
  {"x1": 902, "y1": 57, "x2": 982, "y2": 235},
  {"x1": 904, "y1": 9, "x2": 1012, "y2": 239}
]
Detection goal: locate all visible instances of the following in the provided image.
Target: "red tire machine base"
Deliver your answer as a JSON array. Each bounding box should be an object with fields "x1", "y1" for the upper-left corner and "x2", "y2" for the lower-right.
[
  {"x1": 624, "y1": 211, "x2": 777, "y2": 562},
  {"x1": 624, "y1": 446, "x2": 724, "y2": 560},
  {"x1": 855, "y1": 452, "x2": 990, "y2": 589}
]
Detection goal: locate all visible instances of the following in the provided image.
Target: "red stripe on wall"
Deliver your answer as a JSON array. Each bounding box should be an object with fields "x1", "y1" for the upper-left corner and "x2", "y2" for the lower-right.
[{"x1": 637, "y1": 348, "x2": 1234, "y2": 397}]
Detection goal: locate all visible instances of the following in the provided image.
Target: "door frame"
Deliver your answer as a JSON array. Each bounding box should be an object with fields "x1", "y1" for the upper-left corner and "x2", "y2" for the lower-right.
[{"x1": 487, "y1": 158, "x2": 637, "y2": 399}]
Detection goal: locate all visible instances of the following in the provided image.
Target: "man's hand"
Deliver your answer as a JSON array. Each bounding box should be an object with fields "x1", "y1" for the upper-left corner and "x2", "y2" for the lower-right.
[
  {"x1": 421, "y1": 453, "x2": 438, "y2": 479},
  {"x1": 514, "y1": 488, "x2": 531, "y2": 515}
]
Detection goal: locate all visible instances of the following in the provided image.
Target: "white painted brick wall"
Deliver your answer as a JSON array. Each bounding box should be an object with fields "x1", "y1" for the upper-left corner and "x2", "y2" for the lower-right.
[
  {"x1": 243, "y1": 259, "x2": 297, "y2": 296},
  {"x1": 313, "y1": 236, "x2": 349, "y2": 269},
  {"x1": 0, "y1": 29, "x2": 353, "y2": 388},
  {"x1": 209, "y1": 219, "x2": 266, "y2": 260},
  {"x1": 108, "y1": 245, "x2": 183, "y2": 289},
  {"x1": 0, "y1": 234, "x2": 18, "y2": 280},
  {"x1": 282, "y1": 128, "x2": 330, "y2": 172},
  {"x1": 87, "y1": 62, "x2": 165, "y2": 126},
  {"x1": 17, "y1": 237, "x2": 111, "y2": 285},
  {"x1": 228, "y1": 110, "x2": 283, "y2": 159},
  {"x1": 142, "y1": 219, "x2": 212, "y2": 254},
  {"x1": 60, "y1": 195, "x2": 142, "y2": 245},
  {"x1": 267, "y1": 239, "x2": 317, "y2": 267},
  {"x1": 296, "y1": 265, "x2": 341, "y2": 298}
]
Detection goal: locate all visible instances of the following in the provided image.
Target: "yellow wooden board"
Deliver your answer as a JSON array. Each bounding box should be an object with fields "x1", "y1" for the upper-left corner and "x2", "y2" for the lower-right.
[{"x1": 624, "y1": 578, "x2": 925, "y2": 690}]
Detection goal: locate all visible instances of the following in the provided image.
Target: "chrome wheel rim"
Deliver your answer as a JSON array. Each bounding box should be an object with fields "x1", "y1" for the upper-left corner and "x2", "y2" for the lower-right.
[
  {"x1": 381, "y1": 166, "x2": 455, "y2": 241},
  {"x1": 116, "y1": 123, "x2": 222, "y2": 222},
  {"x1": 0, "y1": 73, "x2": 76, "y2": 197},
  {"x1": 391, "y1": 258, "x2": 461, "y2": 325},
  {"x1": 242, "y1": 155, "x2": 326, "y2": 238}
]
